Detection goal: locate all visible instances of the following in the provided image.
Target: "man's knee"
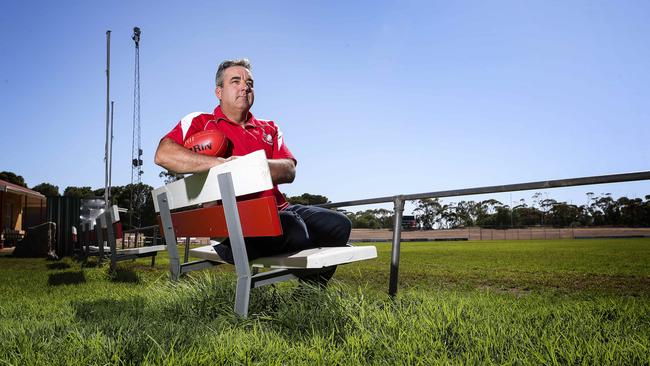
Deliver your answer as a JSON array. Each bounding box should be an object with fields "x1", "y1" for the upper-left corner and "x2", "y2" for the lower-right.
[
  {"x1": 328, "y1": 210, "x2": 352, "y2": 245},
  {"x1": 287, "y1": 205, "x2": 352, "y2": 246}
]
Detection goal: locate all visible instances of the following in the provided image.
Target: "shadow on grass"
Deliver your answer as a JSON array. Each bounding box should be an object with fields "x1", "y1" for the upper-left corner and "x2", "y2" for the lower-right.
[
  {"x1": 109, "y1": 268, "x2": 140, "y2": 284},
  {"x1": 47, "y1": 262, "x2": 71, "y2": 270},
  {"x1": 48, "y1": 271, "x2": 86, "y2": 286},
  {"x1": 80, "y1": 259, "x2": 101, "y2": 268}
]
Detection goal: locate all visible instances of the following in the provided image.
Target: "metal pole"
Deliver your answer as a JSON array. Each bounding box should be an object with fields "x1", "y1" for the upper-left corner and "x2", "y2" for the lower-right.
[
  {"x1": 108, "y1": 101, "x2": 114, "y2": 200},
  {"x1": 389, "y1": 196, "x2": 405, "y2": 297},
  {"x1": 104, "y1": 30, "x2": 111, "y2": 211},
  {"x1": 319, "y1": 171, "x2": 650, "y2": 209}
]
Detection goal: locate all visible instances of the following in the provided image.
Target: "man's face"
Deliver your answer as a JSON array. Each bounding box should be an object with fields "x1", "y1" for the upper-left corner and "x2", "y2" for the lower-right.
[{"x1": 216, "y1": 66, "x2": 254, "y2": 113}]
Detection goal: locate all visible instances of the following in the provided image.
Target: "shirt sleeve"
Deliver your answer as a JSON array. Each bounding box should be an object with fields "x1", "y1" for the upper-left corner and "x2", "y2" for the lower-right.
[
  {"x1": 163, "y1": 122, "x2": 184, "y2": 145},
  {"x1": 270, "y1": 121, "x2": 296, "y2": 164},
  {"x1": 162, "y1": 112, "x2": 208, "y2": 145}
]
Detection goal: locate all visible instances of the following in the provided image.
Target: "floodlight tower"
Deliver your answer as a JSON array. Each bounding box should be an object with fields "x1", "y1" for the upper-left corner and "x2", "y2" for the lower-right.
[{"x1": 130, "y1": 26, "x2": 144, "y2": 227}]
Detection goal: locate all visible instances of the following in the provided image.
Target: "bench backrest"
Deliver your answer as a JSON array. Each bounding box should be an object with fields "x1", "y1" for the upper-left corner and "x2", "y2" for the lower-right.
[{"x1": 152, "y1": 150, "x2": 282, "y2": 238}]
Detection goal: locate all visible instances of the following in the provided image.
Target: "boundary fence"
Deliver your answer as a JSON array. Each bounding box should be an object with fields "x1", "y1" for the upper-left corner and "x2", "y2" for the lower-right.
[
  {"x1": 319, "y1": 171, "x2": 650, "y2": 296},
  {"x1": 349, "y1": 227, "x2": 650, "y2": 242}
]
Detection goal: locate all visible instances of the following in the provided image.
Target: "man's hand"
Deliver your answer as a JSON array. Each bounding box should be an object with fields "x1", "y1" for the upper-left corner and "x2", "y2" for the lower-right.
[{"x1": 154, "y1": 137, "x2": 226, "y2": 174}]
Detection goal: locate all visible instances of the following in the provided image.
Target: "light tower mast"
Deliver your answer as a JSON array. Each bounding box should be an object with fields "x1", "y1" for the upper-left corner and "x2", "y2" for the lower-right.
[{"x1": 130, "y1": 26, "x2": 144, "y2": 227}]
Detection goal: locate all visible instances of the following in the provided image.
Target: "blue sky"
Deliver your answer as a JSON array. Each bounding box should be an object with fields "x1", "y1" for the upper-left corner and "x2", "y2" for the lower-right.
[{"x1": 1, "y1": 0, "x2": 648, "y2": 213}]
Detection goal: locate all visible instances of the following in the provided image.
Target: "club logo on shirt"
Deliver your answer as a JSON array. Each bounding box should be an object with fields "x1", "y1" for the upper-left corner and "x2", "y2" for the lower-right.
[{"x1": 262, "y1": 130, "x2": 274, "y2": 145}]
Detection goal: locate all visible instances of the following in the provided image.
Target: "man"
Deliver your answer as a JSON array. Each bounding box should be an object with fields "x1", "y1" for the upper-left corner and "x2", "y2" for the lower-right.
[{"x1": 155, "y1": 58, "x2": 351, "y2": 284}]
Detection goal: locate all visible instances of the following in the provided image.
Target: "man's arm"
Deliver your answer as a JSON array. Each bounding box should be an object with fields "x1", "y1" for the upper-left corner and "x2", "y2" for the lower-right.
[
  {"x1": 268, "y1": 159, "x2": 295, "y2": 185},
  {"x1": 154, "y1": 137, "x2": 225, "y2": 174}
]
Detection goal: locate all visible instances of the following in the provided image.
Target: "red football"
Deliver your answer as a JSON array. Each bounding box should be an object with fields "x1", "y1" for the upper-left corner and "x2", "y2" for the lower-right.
[{"x1": 183, "y1": 130, "x2": 230, "y2": 158}]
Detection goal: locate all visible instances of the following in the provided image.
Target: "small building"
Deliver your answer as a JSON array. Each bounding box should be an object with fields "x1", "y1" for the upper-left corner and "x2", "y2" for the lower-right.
[
  {"x1": 1, "y1": 179, "x2": 46, "y2": 245},
  {"x1": 402, "y1": 215, "x2": 418, "y2": 230}
]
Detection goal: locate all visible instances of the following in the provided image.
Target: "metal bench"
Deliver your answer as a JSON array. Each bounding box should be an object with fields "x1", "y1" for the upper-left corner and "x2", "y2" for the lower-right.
[
  {"x1": 152, "y1": 150, "x2": 377, "y2": 317},
  {"x1": 1, "y1": 229, "x2": 25, "y2": 247},
  {"x1": 79, "y1": 222, "x2": 110, "y2": 261},
  {"x1": 97, "y1": 205, "x2": 167, "y2": 271}
]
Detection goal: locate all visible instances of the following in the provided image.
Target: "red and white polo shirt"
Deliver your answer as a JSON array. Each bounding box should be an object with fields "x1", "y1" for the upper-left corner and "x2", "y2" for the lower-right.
[{"x1": 164, "y1": 105, "x2": 295, "y2": 210}]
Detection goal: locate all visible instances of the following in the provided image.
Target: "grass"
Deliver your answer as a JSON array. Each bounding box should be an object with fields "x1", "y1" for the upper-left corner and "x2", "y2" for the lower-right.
[{"x1": 0, "y1": 238, "x2": 649, "y2": 365}]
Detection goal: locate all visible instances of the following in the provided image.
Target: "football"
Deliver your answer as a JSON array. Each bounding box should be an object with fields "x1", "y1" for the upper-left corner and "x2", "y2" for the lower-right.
[{"x1": 183, "y1": 130, "x2": 230, "y2": 158}]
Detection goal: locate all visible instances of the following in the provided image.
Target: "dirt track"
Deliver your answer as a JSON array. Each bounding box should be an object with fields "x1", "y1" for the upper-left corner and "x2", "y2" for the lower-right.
[{"x1": 350, "y1": 227, "x2": 650, "y2": 241}]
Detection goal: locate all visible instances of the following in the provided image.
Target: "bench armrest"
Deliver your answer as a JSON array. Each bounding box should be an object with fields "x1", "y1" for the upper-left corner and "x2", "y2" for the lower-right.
[{"x1": 152, "y1": 150, "x2": 273, "y2": 212}]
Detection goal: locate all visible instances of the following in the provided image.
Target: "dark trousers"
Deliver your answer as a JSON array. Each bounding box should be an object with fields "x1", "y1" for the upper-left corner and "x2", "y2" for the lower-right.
[{"x1": 220, "y1": 204, "x2": 352, "y2": 284}]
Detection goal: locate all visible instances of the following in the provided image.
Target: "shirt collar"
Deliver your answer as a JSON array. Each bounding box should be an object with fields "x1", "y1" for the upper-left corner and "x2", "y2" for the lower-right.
[{"x1": 213, "y1": 105, "x2": 257, "y2": 128}]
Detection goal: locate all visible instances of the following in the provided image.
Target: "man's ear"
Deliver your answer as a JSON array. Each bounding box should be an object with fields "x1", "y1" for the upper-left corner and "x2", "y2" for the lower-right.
[{"x1": 215, "y1": 86, "x2": 222, "y2": 100}]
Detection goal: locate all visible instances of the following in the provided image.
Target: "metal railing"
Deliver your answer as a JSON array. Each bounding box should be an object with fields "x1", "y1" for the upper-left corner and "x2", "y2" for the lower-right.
[
  {"x1": 319, "y1": 170, "x2": 650, "y2": 296},
  {"x1": 122, "y1": 225, "x2": 161, "y2": 249}
]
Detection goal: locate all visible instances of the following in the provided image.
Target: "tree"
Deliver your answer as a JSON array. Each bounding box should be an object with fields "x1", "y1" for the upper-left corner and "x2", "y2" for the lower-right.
[
  {"x1": 413, "y1": 198, "x2": 443, "y2": 229},
  {"x1": 548, "y1": 202, "x2": 581, "y2": 227},
  {"x1": 590, "y1": 193, "x2": 619, "y2": 225},
  {"x1": 475, "y1": 199, "x2": 503, "y2": 227},
  {"x1": 492, "y1": 205, "x2": 512, "y2": 228},
  {"x1": 0, "y1": 171, "x2": 27, "y2": 187},
  {"x1": 539, "y1": 198, "x2": 557, "y2": 226},
  {"x1": 512, "y1": 199, "x2": 542, "y2": 227},
  {"x1": 287, "y1": 193, "x2": 329, "y2": 205},
  {"x1": 618, "y1": 197, "x2": 646, "y2": 227},
  {"x1": 122, "y1": 183, "x2": 156, "y2": 228},
  {"x1": 159, "y1": 170, "x2": 184, "y2": 184},
  {"x1": 347, "y1": 209, "x2": 393, "y2": 229},
  {"x1": 31, "y1": 182, "x2": 60, "y2": 197},
  {"x1": 63, "y1": 186, "x2": 95, "y2": 198}
]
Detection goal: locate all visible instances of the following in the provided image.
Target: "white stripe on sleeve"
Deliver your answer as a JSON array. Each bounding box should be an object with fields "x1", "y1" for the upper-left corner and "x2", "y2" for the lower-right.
[
  {"x1": 277, "y1": 127, "x2": 284, "y2": 149},
  {"x1": 180, "y1": 112, "x2": 206, "y2": 140}
]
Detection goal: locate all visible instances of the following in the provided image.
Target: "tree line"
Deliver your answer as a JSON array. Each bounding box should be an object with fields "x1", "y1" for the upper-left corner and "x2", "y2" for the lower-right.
[
  {"x1": 411, "y1": 193, "x2": 650, "y2": 229},
  {"x1": 2, "y1": 171, "x2": 154, "y2": 229},
  {"x1": 3, "y1": 171, "x2": 649, "y2": 229},
  {"x1": 280, "y1": 192, "x2": 650, "y2": 230},
  {"x1": 284, "y1": 190, "x2": 650, "y2": 229}
]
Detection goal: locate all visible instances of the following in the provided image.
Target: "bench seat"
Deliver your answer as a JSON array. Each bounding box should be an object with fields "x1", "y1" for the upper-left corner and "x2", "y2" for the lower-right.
[
  {"x1": 87, "y1": 245, "x2": 111, "y2": 254},
  {"x1": 89, "y1": 206, "x2": 167, "y2": 269},
  {"x1": 117, "y1": 245, "x2": 167, "y2": 256},
  {"x1": 190, "y1": 244, "x2": 377, "y2": 269}
]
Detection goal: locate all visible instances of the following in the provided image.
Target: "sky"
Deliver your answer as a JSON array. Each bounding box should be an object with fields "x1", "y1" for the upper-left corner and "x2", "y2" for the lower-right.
[{"x1": 1, "y1": 0, "x2": 648, "y2": 214}]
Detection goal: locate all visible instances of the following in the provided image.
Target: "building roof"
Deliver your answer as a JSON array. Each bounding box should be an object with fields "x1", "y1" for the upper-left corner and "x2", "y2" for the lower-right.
[{"x1": 0, "y1": 179, "x2": 46, "y2": 199}]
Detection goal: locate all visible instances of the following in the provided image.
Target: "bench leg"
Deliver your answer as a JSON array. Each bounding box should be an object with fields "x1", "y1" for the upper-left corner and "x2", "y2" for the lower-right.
[
  {"x1": 151, "y1": 253, "x2": 156, "y2": 267},
  {"x1": 219, "y1": 172, "x2": 252, "y2": 317},
  {"x1": 84, "y1": 224, "x2": 90, "y2": 260},
  {"x1": 234, "y1": 275, "x2": 251, "y2": 317},
  {"x1": 157, "y1": 192, "x2": 181, "y2": 281},
  {"x1": 106, "y1": 209, "x2": 117, "y2": 272},
  {"x1": 184, "y1": 237, "x2": 190, "y2": 263},
  {"x1": 95, "y1": 217, "x2": 104, "y2": 264}
]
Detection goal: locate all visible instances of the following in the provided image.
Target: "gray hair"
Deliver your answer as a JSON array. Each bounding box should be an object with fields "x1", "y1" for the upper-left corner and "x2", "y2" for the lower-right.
[{"x1": 215, "y1": 58, "x2": 252, "y2": 87}]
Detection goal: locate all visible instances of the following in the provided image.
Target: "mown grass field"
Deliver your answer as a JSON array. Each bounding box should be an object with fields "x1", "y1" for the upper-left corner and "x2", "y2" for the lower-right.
[{"x1": 1, "y1": 238, "x2": 649, "y2": 365}]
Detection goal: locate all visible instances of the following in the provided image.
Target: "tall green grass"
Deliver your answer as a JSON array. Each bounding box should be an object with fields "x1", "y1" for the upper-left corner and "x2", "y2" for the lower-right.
[{"x1": 1, "y1": 238, "x2": 649, "y2": 365}]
